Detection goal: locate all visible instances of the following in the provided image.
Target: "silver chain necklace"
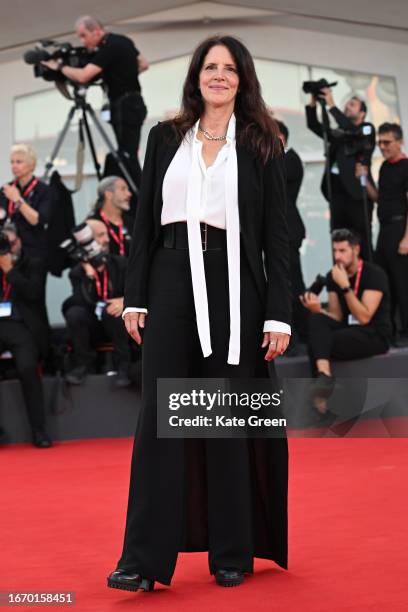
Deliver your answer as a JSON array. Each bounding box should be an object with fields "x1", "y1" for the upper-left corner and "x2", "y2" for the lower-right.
[{"x1": 198, "y1": 125, "x2": 227, "y2": 141}]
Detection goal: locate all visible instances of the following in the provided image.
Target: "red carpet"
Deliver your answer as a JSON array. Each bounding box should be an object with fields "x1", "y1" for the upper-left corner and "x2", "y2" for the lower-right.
[{"x1": 1, "y1": 436, "x2": 407, "y2": 611}]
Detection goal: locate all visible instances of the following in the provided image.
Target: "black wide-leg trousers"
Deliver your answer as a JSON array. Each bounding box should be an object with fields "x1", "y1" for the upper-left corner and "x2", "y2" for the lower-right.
[{"x1": 116, "y1": 245, "x2": 288, "y2": 585}]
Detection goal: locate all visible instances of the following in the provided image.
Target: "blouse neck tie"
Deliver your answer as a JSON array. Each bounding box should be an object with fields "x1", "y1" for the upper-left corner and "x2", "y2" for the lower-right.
[{"x1": 185, "y1": 114, "x2": 241, "y2": 365}]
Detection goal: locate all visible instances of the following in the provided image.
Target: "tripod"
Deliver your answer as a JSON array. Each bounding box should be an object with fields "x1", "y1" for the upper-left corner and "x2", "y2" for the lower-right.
[{"x1": 43, "y1": 85, "x2": 138, "y2": 195}]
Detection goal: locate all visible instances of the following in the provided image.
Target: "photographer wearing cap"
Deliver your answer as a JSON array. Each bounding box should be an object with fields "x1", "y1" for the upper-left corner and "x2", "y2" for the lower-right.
[
  {"x1": 0, "y1": 144, "x2": 52, "y2": 260},
  {"x1": 62, "y1": 219, "x2": 131, "y2": 386},
  {"x1": 87, "y1": 176, "x2": 132, "y2": 257},
  {"x1": 356, "y1": 122, "x2": 408, "y2": 346},
  {"x1": 42, "y1": 15, "x2": 148, "y2": 188},
  {"x1": 300, "y1": 229, "x2": 391, "y2": 394},
  {"x1": 306, "y1": 90, "x2": 375, "y2": 259},
  {"x1": 0, "y1": 223, "x2": 51, "y2": 448}
]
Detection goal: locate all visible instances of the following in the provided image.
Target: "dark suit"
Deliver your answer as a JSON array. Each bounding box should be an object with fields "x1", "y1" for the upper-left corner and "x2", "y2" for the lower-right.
[
  {"x1": 285, "y1": 148, "x2": 308, "y2": 341},
  {"x1": 116, "y1": 122, "x2": 290, "y2": 585},
  {"x1": 0, "y1": 254, "x2": 49, "y2": 431},
  {"x1": 306, "y1": 104, "x2": 375, "y2": 258},
  {"x1": 62, "y1": 255, "x2": 130, "y2": 369}
]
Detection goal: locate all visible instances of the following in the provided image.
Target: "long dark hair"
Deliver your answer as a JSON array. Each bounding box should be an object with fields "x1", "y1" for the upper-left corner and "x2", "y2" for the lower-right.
[{"x1": 166, "y1": 35, "x2": 281, "y2": 163}]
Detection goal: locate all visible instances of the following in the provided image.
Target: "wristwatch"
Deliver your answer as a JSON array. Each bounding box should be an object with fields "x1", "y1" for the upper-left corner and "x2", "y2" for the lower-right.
[
  {"x1": 14, "y1": 197, "x2": 24, "y2": 210},
  {"x1": 341, "y1": 285, "x2": 351, "y2": 294}
]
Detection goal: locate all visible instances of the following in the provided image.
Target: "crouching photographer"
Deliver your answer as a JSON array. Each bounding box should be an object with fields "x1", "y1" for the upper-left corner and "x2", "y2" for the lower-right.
[
  {"x1": 300, "y1": 229, "x2": 392, "y2": 396},
  {"x1": 61, "y1": 219, "x2": 131, "y2": 386},
  {"x1": 0, "y1": 223, "x2": 52, "y2": 447}
]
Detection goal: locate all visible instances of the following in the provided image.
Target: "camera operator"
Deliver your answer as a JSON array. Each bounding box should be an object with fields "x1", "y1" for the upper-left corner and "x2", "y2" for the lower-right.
[
  {"x1": 0, "y1": 223, "x2": 52, "y2": 448},
  {"x1": 42, "y1": 15, "x2": 148, "y2": 188},
  {"x1": 306, "y1": 90, "x2": 375, "y2": 259},
  {"x1": 62, "y1": 219, "x2": 131, "y2": 386},
  {"x1": 356, "y1": 122, "x2": 408, "y2": 346},
  {"x1": 87, "y1": 176, "x2": 132, "y2": 257},
  {"x1": 276, "y1": 120, "x2": 308, "y2": 350},
  {"x1": 0, "y1": 144, "x2": 52, "y2": 260},
  {"x1": 300, "y1": 229, "x2": 391, "y2": 393}
]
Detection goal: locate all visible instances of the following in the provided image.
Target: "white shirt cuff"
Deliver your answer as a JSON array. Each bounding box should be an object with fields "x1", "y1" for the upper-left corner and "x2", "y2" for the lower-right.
[
  {"x1": 122, "y1": 307, "x2": 148, "y2": 320},
  {"x1": 263, "y1": 320, "x2": 292, "y2": 335}
]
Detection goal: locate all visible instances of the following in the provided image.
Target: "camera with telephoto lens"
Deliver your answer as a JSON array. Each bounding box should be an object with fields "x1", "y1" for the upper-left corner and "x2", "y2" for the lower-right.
[
  {"x1": 60, "y1": 223, "x2": 108, "y2": 268},
  {"x1": 0, "y1": 210, "x2": 11, "y2": 255},
  {"x1": 302, "y1": 78, "x2": 338, "y2": 99},
  {"x1": 23, "y1": 40, "x2": 95, "y2": 83},
  {"x1": 338, "y1": 124, "x2": 376, "y2": 165}
]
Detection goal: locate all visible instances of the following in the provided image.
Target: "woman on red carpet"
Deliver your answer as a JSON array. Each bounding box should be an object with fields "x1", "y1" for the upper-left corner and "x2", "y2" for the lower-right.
[{"x1": 107, "y1": 35, "x2": 291, "y2": 592}]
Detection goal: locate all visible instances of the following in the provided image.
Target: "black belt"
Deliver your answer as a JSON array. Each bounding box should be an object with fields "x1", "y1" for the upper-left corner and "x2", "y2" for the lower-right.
[
  {"x1": 381, "y1": 214, "x2": 406, "y2": 226},
  {"x1": 162, "y1": 222, "x2": 226, "y2": 252}
]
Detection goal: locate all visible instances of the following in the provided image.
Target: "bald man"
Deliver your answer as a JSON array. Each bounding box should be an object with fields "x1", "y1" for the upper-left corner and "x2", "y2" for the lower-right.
[{"x1": 62, "y1": 219, "x2": 132, "y2": 386}]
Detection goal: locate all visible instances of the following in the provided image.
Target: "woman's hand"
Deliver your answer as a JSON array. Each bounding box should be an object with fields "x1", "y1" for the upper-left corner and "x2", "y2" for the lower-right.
[
  {"x1": 262, "y1": 332, "x2": 290, "y2": 361},
  {"x1": 123, "y1": 312, "x2": 146, "y2": 345}
]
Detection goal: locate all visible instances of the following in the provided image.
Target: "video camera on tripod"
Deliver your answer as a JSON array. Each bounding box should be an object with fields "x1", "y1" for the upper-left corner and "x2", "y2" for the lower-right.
[
  {"x1": 302, "y1": 78, "x2": 338, "y2": 102},
  {"x1": 23, "y1": 40, "x2": 95, "y2": 83}
]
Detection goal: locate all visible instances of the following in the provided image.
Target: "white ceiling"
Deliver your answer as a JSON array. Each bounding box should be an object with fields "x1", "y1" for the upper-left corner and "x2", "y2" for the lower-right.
[{"x1": 1, "y1": 0, "x2": 407, "y2": 61}]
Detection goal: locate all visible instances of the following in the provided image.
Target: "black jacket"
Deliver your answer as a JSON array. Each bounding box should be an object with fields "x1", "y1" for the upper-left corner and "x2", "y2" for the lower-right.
[
  {"x1": 285, "y1": 148, "x2": 305, "y2": 248},
  {"x1": 305, "y1": 105, "x2": 375, "y2": 201},
  {"x1": 62, "y1": 254, "x2": 127, "y2": 315},
  {"x1": 2, "y1": 254, "x2": 50, "y2": 356},
  {"x1": 124, "y1": 121, "x2": 291, "y2": 327}
]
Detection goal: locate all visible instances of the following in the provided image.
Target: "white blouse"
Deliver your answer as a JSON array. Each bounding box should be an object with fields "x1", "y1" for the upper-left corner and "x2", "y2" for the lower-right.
[{"x1": 123, "y1": 114, "x2": 291, "y2": 364}]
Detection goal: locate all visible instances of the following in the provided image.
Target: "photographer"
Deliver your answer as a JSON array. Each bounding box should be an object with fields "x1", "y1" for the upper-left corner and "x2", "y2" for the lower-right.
[
  {"x1": 276, "y1": 120, "x2": 308, "y2": 349},
  {"x1": 356, "y1": 122, "x2": 408, "y2": 346},
  {"x1": 301, "y1": 229, "x2": 391, "y2": 391},
  {"x1": 0, "y1": 144, "x2": 52, "y2": 259},
  {"x1": 87, "y1": 176, "x2": 132, "y2": 257},
  {"x1": 62, "y1": 219, "x2": 131, "y2": 386},
  {"x1": 0, "y1": 223, "x2": 52, "y2": 448},
  {"x1": 305, "y1": 90, "x2": 375, "y2": 259},
  {"x1": 43, "y1": 15, "x2": 148, "y2": 188}
]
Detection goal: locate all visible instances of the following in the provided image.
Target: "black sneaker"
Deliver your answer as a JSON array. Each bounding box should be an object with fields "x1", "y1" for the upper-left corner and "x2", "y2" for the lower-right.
[
  {"x1": 113, "y1": 367, "x2": 132, "y2": 388},
  {"x1": 64, "y1": 365, "x2": 87, "y2": 385},
  {"x1": 310, "y1": 372, "x2": 336, "y2": 400}
]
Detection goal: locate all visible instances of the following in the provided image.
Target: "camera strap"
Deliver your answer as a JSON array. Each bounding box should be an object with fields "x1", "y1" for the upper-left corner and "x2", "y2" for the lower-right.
[
  {"x1": 99, "y1": 210, "x2": 125, "y2": 255},
  {"x1": 8, "y1": 177, "x2": 39, "y2": 217},
  {"x1": 92, "y1": 267, "x2": 109, "y2": 301},
  {"x1": 1, "y1": 273, "x2": 11, "y2": 302}
]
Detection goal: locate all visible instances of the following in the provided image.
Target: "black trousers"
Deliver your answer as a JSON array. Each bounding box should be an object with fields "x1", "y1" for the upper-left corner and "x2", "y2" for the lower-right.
[
  {"x1": 375, "y1": 221, "x2": 408, "y2": 335},
  {"x1": 116, "y1": 245, "x2": 288, "y2": 585},
  {"x1": 110, "y1": 92, "x2": 147, "y2": 189},
  {"x1": 289, "y1": 242, "x2": 308, "y2": 341},
  {"x1": 329, "y1": 176, "x2": 373, "y2": 260},
  {"x1": 63, "y1": 305, "x2": 130, "y2": 368},
  {"x1": 308, "y1": 312, "x2": 388, "y2": 367},
  {"x1": 0, "y1": 320, "x2": 45, "y2": 431}
]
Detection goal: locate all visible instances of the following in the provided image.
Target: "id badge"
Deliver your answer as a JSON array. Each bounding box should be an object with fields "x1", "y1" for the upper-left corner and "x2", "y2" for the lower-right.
[
  {"x1": 100, "y1": 104, "x2": 111, "y2": 122},
  {"x1": 0, "y1": 302, "x2": 12, "y2": 318},
  {"x1": 95, "y1": 301, "x2": 106, "y2": 321},
  {"x1": 348, "y1": 314, "x2": 360, "y2": 326}
]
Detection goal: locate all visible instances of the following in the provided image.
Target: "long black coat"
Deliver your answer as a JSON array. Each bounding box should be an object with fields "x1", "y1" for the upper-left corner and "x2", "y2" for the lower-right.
[
  {"x1": 124, "y1": 121, "x2": 291, "y2": 327},
  {"x1": 120, "y1": 121, "x2": 290, "y2": 582}
]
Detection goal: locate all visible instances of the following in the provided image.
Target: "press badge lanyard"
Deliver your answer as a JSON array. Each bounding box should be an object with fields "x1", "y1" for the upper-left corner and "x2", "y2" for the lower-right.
[
  {"x1": 1, "y1": 275, "x2": 11, "y2": 302},
  {"x1": 353, "y1": 259, "x2": 364, "y2": 296},
  {"x1": 93, "y1": 267, "x2": 109, "y2": 301},
  {"x1": 7, "y1": 177, "x2": 39, "y2": 217},
  {"x1": 99, "y1": 210, "x2": 125, "y2": 256}
]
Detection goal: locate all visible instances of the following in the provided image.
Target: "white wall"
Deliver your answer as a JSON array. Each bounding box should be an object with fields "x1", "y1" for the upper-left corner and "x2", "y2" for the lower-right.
[{"x1": 1, "y1": 22, "x2": 408, "y2": 181}]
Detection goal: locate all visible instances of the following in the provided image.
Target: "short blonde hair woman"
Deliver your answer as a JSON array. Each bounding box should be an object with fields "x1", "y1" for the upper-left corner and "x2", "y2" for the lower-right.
[{"x1": 0, "y1": 144, "x2": 52, "y2": 258}]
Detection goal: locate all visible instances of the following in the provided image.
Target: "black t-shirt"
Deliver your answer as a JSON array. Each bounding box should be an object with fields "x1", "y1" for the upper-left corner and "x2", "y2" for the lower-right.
[
  {"x1": 87, "y1": 209, "x2": 132, "y2": 257},
  {"x1": 326, "y1": 261, "x2": 392, "y2": 340},
  {"x1": 91, "y1": 32, "x2": 141, "y2": 101},
  {"x1": 0, "y1": 177, "x2": 52, "y2": 259},
  {"x1": 284, "y1": 148, "x2": 305, "y2": 246},
  {"x1": 377, "y1": 158, "x2": 408, "y2": 223}
]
